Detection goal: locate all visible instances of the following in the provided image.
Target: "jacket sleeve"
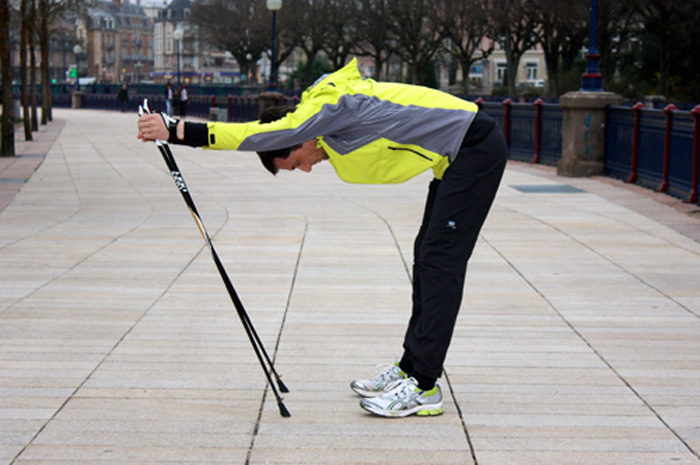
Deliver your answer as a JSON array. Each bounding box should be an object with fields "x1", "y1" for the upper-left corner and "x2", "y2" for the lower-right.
[{"x1": 205, "y1": 87, "x2": 358, "y2": 152}]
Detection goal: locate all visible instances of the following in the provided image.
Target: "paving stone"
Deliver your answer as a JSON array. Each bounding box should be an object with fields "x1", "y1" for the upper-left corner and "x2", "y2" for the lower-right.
[{"x1": 0, "y1": 110, "x2": 699, "y2": 464}]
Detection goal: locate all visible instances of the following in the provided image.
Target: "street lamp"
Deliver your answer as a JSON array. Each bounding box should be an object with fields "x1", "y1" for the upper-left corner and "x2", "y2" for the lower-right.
[
  {"x1": 73, "y1": 44, "x2": 83, "y2": 90},
  {"x1": 135, "y1": 61, "x2": 143, "y2": 84},
  {"x1": 173, "y1": 27, "x2": 184, "y2": 86},
  {"x1": 266, "y1": 0, "x2": 282, "y2": 89},
  {"x1": 581, "y1": 0, "x2": 603, "y2": 92}
]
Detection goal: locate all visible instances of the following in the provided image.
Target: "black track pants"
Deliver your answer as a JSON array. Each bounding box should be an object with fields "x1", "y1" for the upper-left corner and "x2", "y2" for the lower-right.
[{"x1": 401, "y1": 118, "x2": 508, "y2": 381}]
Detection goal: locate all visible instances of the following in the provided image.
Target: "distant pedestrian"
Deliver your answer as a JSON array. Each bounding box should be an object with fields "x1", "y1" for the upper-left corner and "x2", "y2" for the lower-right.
[
  {"x1": 118, "y1": 83, "x2": 129, "y2": 112},
  {"x1": 178, "y1": 81, "x2": 188, "y2": 118},
  {"x1": 165, "y1": 81, "x2": 174, "y2": 116}
]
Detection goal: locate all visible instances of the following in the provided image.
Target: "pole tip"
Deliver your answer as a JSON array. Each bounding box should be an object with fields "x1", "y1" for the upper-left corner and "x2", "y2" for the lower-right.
[
  {"x1": 278, "y1": 401, "x2": 291, "y2": 418},
  {"x1": 277, "y1": 379, "x2": 289, "y2": 393}
]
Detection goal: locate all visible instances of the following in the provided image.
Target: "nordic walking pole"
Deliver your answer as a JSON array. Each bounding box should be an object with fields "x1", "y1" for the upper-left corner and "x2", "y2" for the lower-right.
[{"x1": 139, "y1": 100, "x2": 290, "y2": 417}]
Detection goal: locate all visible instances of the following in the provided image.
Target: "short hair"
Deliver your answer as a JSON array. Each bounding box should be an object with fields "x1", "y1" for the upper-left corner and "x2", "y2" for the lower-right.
[{"x1": 256, "y1": 105, "x2": 301, "y2": 175}]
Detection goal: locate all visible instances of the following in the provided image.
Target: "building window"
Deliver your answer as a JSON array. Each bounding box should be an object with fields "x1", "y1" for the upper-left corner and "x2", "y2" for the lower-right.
[
  {"x1": 525, "y1": 62, "x2": 538, "y2": 81},
  {"x1": 469, "y1": 63, "x2": 483, "y2": 78},
  {"x1": 496, "y1": 62, "x2": 507, "y2": 85},
  {"x1": 165, "y1": 23, "x2": 173, "y2": 54}
]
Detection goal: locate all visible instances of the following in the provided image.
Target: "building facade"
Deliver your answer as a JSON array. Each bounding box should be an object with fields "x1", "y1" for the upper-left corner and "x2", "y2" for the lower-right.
[
  {"x1": 78, "y1": 0, "x2": 153, "y2": 84},
  {"x1": 152, "y1": 0, "x2": 239, "y2": 85}
]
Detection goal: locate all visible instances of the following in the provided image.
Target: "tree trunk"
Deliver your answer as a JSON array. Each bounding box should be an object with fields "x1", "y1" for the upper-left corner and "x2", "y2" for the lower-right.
[
  {"x1": 29, "y1": 0, "x2": 38, "y2": 131},
  {"x1": 504, "y1": 42, "x2": 519, "y2": 96},
  {"x1": 21, "y1": 0, "x2": 32, "y2": 141},
  {"x1": 657, "y1": 35, "x2": 670, "y2": 96},
  {"x1": 39, "y1": 0, "x2": 52, "y2": 124},
  {"x1": 542, "y1": 44, "x2": 560, "y2": 97},
  {"x1": 373, "y1": 55, "x2": 383, "y2": 80},
  {"x1": 249, "y1": 61, "x2": 259, "y2": 86},
  {"x1": 460, "y1": 57, "x2": 472, "y2": 94},
  {"x1": 1, "y1": 0, "x2": 15, "y2": 157},
  {"x1": 303, "y1": 49, "x2": 318, "y2": 86}
]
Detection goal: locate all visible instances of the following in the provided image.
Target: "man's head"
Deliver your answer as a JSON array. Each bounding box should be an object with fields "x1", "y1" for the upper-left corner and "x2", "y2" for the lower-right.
[{"x1": 256, "y1": 106, "x2": 327, "y2": 175}]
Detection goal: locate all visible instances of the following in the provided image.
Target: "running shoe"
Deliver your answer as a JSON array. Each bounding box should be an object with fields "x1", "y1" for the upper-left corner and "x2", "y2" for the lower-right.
[
  {"x1": 360, "y1": 377, "x2": 444, "y2": 418},
  {"x1": 350, "y1": 362, "x2": 407, "y2": 398}
]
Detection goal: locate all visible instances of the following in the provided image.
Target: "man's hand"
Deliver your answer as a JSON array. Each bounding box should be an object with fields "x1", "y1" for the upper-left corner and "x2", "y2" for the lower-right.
[{"x1": 137, "y1": 113, "x2": 169, "y2": 142}]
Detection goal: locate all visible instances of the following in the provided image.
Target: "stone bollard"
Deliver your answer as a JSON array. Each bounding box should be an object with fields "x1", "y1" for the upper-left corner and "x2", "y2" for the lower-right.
[
  {"x1": 258, "y1": 91, "x2": 284, "y2": 118},
  {"x1": 557, "y1": 91, "x2": 624, "y2": 177},
  {"x1": 71, "y1": 91, "x2": 85, "y2": 109}
]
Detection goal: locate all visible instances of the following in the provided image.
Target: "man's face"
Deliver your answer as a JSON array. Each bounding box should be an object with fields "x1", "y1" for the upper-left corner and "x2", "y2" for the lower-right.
[{"x1": 273, "y1": 140, "x2": 327, "y2": 173}]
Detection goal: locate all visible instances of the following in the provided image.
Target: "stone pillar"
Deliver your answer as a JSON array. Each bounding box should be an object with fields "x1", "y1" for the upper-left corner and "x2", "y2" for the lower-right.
[
  {"x1": 71, "y1": 91, "x2": 85, "y2": 109},
  {"x1": 258, "y1": 91, "x2": 284, "y2": 118},
  {"x1": 558, "y1": 91, "x2": 623, "y2": 177}
]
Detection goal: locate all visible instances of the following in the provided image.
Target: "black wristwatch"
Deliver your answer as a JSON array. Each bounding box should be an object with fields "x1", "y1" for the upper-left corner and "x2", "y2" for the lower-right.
[
  {"x1": 162, "y1": 113, "x2": 209, "y2": 147},
  {"x1": 162, "y1": 114, "x2": 180, "y2": 144}
]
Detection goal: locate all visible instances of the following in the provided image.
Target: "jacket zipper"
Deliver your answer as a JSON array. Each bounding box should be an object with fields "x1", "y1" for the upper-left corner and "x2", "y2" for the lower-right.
[{"x1": 388, "y1": 146, "x2": 433, "y2": 162}]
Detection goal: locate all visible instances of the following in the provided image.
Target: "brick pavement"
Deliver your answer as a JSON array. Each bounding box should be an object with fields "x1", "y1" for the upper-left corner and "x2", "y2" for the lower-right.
[{"x1": 0, "y1": 109, "x2": 699, "y2": 465}]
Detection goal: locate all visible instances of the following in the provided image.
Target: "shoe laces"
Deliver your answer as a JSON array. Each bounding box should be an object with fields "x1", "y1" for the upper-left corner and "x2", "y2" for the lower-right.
[
  {"x1": 384, "y1": 377, "x2": 420, "y2": 401},
  {"x1": 370, "y1": 362, "x2": 399, "y2": 384}
]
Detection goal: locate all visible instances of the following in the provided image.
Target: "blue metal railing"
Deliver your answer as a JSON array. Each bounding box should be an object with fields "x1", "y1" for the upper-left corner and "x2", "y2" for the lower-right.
[
  {"x1": 636, "y1": 110, "x2": 666, "y2": 190},
  {"x1": 508, "y1": 102, "x2": 536, "y2": 162},
  {"x1": 605, "y1": 105, "x2": 699, "y2": 203},
  {"x1": 477, "y1": 99, "x2": 563, "y2": 167},
  {"x1": 604, "y1": 106, "x2": 635, "y2": 180},
  {"x1": 539, "y1": 104, "x2": 563, "y2": 166},
  {"x1": 44, "y1": 90, "x2": 700, "y2": 206},
  {"x1": 667, "y1": 112, "x2": 696, "y2": 199}
]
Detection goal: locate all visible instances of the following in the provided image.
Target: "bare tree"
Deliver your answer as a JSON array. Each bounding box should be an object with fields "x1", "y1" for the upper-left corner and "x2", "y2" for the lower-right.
[
  {"x1": 386, "y1": 0, "x2": 441, "y2": 84},
  {"x1": 435, "y1": 0, "x2": 493, "y2": 94},
  {"x1": 288, "y1": 0, "x2": 329, "y2": 85},
  {"x1": 20, "y1": 0, "x2": 32, "y2": 141},
  {"x1": 275, "y1": 0, "x2": 306, "y2": 80},
  {"x1": 625, "y1": 0, "x2": 700, "y2": 97},
  {"x1": 38, "y1": 0, "x2": 64, "y2": 124},
  {"x1": 320, "y1": 0, "x2": 358, "y2": 70},
  {"x1": 1, "y1": 0, "x2": 15, "y2": 157},
  {"x1": 351, "y1": 0, "x2": 392, "y2": 80},
  {"x1": 39, "y1": 0, "x2": 50, "y2": 124},
  {"x1": 191, "y1": 0, "x2": 270, "y2": 86},
  {"x1": 489, "y1": 0, "x2": 537, "y2": 96},
  {"x1": 28, "y1": 0, "x2": 38, "y2": 131},
  {"x1": 598, "y1": 0, "x2": 638, "y2": 90},
  {"x1": 526, "y1": 0, "x2": 587, "y2": 96}
]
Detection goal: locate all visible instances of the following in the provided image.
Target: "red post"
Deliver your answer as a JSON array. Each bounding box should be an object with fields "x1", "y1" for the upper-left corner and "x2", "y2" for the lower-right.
[
  {"x1": 208, "y1": 95, "x2": 216, "y2": 119},
  {"x1": 532, "y1": 98, "x2": 544, "y2": 163},
  {"x1": 502, "y1": 98, "x2": 513, "y2": 147},
  {"x1": 656, "y1": 104, "x2": 678, "y2": 193},
  {"x1": 625, "y1": 102, "x2": 646, "y2": 184},
  {"x1": 685, "y1": 104, "x2": 700, "y2": 204}
]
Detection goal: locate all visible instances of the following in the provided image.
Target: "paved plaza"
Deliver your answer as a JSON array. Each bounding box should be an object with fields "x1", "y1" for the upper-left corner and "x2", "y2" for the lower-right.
[{"x1": 1, "y1": 109, "x2": 699, "y2": 464}]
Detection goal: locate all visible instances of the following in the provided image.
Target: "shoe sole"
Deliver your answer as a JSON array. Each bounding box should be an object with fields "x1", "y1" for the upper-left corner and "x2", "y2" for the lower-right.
[
  {"x1": 350, "y1": 376, "x2": 408, "y2": 398},
  {"x1": 360, "y1": 401, "x2": 444, "y2": 418},
  {"x1": 351, "y1": 386, "x2": 383, "y2": 398}
]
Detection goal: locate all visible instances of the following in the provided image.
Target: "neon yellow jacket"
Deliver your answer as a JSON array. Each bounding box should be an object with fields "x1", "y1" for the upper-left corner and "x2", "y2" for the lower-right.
[{"x1": 206, "y1": 59, "x2": 479, "y2": 184}]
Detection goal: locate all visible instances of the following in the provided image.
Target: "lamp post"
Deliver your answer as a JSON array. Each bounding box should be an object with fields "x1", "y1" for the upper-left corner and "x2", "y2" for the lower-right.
[
  {"x1": 73, "y1": 44, "x2": 83, "y2": 90},
  {"x1": 135, "y1": 61, "x2": 143, "y2": 84},
  {"x1": 581, "y1": 0, "x2": 603, "y2": 92},
  {"x1": 173, "y1": 27, "x2": 184, "y2": 86},
  {"x1": 266, "y1": 0, "x2": 282, "y2": 89}
]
